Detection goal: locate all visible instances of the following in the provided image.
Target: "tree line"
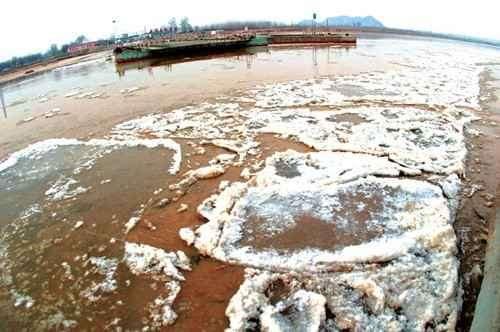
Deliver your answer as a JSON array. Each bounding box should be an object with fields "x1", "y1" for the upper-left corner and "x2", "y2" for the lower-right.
[
  {"x1": 0, "y1": 35, "x2": 89, "y2": 73},
  {"x1": 0, "y1": 18, "x2": 291, "y2": 73}
]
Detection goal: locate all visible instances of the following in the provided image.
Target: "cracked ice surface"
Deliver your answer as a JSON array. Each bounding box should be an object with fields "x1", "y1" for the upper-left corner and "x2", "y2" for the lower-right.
[
  {"x1": 111, "y1": 101, "x2": 476, "y2": 176},
  {"x1": 188, "y1": 151, "x2": 460, "y2": 331},
  {"x1": 227, "y1": 250, "x2": 459, "y2": 331},
  {"x1": 112, "y1": 103, "x2": 245, "y2": 140},
  {"x1": 246, "y1": 106, "x2": 476, "y2": 175},
  {"x1": 192, "y1": 152, "x2": 454, "y2": 271},
  {"x1": 240, "y1": 43, "x2": 490, "y2": 110}
]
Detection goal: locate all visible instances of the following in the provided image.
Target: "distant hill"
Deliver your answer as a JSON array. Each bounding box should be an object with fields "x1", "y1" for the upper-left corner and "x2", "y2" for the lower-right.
[{"x1": 298, "y1": 16, "x2": 384, "y2": 28}]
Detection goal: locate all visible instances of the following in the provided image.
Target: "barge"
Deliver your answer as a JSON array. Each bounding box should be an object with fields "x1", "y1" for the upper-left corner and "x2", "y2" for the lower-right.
[
  {"x1": 270, "y1": 33, "x2": 357, "y2": 45},
  {"x1": 114, "y1": 35, "x2": 269, "y2": 63},
  {"x1": 115, "y1": 46, "x2": 268, "y2": 77}
]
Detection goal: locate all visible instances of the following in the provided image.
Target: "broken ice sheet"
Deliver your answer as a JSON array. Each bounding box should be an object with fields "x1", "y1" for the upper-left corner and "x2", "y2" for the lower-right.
[
  {"x1": 112, "y1": 102, "x2": 245, "y2": 140},
  {"x1": 246, "y1": 106, "x2": 474, "y2": 175},
  {"x1": 189, "y1": 151, "x2": 457, "y2": 270},
  {"x1": 187, "y1": 150, "x2": 460, "y2": 331},
  {"x1": 242, "y1": 61, "x2": 484, "y2": 110},
  {"x1": 227, "y1": 255, "x2": 459, "y2": 332}
]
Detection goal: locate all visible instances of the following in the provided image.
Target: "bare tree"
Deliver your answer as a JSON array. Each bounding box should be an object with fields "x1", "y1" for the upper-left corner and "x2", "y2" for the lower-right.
[
  {"x1": 180, "y1": 17, "x2": 192, "y2": 33},
  {"x1": 169, "y1": 17, "x2": 177, "y2": 36},
  {"x1": 75, "y1": 35, "x2": 88, "y2": 44}
]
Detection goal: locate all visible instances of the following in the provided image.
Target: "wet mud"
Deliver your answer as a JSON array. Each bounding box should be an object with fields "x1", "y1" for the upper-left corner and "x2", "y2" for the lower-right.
[{"x1": 454, "y1": 68, "x2": 500, "y2": 331}]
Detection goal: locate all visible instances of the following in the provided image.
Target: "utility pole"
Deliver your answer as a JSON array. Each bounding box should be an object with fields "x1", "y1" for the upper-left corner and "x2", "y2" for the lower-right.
[
  {"x1": 312, "y1": 13, "x2": 317, "y2": 35},
  {"x1": 0, "y1": 87, "x2": 6, "y2": 119},
  {"x1": 112, "y1": 19, "x2": 118, "y2": 41}
]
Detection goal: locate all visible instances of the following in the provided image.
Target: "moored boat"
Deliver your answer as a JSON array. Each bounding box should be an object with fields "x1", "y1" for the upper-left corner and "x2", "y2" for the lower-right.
[
  {"x1": 114, "y1": 36, "x2": 263, "y2": 63},
  {"x1": 246, "y1": 35, "x2": 270, "y2": 46},
  {"x1": 270, "y1": 33, "x2": 357, "y2": 45}
]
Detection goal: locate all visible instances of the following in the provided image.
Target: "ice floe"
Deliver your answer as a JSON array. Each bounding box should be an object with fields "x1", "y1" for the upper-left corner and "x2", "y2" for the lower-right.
[
  {"x1": 194, "y1": 176, "x2": 453, "y2": 271},
  {"x1": 246, "y1": 106, "x2": 475, "y2": 175},
  {"x1": 169, "y1": 164, "x2": 226, "y2": 193},
  {"x1": 187, "y1": 150, "x2": 460, "y2": 330},
  {"x1": 0, "y1": 138, "x2": 182, "y2": 175},
  {"x1": 123, "y1": 242, "x2": 190, "y2": 281},
  {"x1": 241, "y1": 64, "x2": 483, "y2": 110},
  {"x1": 123, "y1": 242, "x2": 191, "y2": 327}
]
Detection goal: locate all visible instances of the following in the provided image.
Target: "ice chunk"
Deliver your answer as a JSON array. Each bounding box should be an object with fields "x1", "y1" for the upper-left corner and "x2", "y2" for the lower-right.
[
  {"x1": 191, "y1": 152, "x2": 454, "y2": 272},
  {"x1": 179, "y1": 228, "x2": 195, "y2": 246},
  {"x1": 123, "y1": 242, "x2": 190, "y2": 281}
]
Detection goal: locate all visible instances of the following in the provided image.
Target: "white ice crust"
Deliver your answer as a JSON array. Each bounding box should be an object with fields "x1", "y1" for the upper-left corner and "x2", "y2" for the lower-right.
[
  {"x1": 123, "y1": 242, "x2": 191, "y2": 327},
  {"x1": 0, "y1": 138, "x2": 182, "y2": 176},
  {"x1": 189, "y1": 151, "x2": 460, "y2": 331},
  {"x1": 192, "y1": 152, "x2": 454, "y2": 271}
]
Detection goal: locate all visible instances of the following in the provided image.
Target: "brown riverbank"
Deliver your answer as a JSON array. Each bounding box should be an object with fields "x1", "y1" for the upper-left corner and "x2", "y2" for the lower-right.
[{"x1": 455, "y1": 66, "x2": 500, "y2": 331}]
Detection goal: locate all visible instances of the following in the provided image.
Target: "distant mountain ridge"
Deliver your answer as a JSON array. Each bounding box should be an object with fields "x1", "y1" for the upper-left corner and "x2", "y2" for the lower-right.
[{"x1": 298, "y1": 15, "x2": 384, "y2": 28}]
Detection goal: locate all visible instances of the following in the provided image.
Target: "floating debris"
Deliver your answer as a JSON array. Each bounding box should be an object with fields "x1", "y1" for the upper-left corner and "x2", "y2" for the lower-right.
[
  {"x1": 73, "y1": 221, "x2": 84, "y2": 230},
  {"x1": 177, "y1": 204, "x2": 189, "y2": 213}
]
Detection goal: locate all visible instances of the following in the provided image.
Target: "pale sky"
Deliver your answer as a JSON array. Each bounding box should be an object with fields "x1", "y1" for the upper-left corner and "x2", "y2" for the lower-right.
[{"x1": 1, "y1": 0, "x2": 499, "y2": 61}]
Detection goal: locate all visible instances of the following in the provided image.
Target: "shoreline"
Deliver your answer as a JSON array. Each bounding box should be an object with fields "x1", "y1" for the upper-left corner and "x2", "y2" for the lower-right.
[
  {"x1": 1, "y1": 29, "x2": 498, "y2": 88},
  {"x1": 0, "y1": 51, "x2": 111, "y2": 87}
]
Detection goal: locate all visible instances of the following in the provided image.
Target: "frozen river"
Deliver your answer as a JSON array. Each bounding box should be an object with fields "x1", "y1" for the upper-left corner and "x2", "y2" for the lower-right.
[{"x1": 0, "y1": 36, "x2": 499, "y2": 331}]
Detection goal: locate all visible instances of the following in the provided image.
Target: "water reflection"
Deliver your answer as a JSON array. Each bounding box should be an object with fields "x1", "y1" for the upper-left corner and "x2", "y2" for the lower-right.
[
  {"x1": 1, "y1": 44, "x2": 358, "y2": 115},
  {"x1": 113, "y1": 45, "x2": 358, "y2": 78},
  {"x1": 327, "y1": 45, "x2": 353, "y2": 64},
  {"x1": 114, "y1": 46, "x2": 269, "y2": 77}
]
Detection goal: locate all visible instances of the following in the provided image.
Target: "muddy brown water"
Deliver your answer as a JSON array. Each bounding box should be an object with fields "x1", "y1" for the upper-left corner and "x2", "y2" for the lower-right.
[
  {"x1": 0, "y1": 37, "x2": 499, "y2": 331},
  {"x1": 0, "y1": 40, "x2": 399, "y2": 160}
]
